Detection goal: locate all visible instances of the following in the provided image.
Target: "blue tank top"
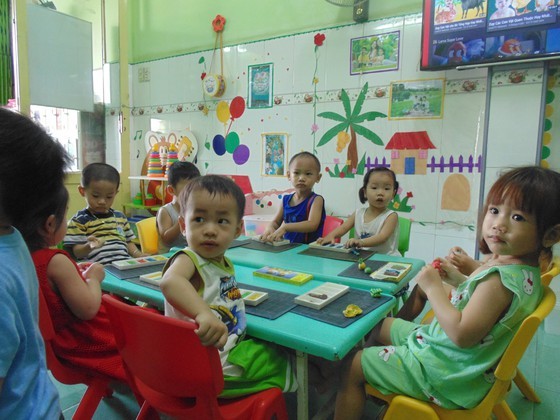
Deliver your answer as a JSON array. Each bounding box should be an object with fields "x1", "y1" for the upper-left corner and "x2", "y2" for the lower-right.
[{"x1": 282, "y1": 193, "x2": 325, "y2": 243}]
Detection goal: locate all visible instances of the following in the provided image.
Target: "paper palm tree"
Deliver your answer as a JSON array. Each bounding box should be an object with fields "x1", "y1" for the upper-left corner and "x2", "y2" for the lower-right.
[{"x1": 317, "y1": 82, "x2": 386, "y2": 172}]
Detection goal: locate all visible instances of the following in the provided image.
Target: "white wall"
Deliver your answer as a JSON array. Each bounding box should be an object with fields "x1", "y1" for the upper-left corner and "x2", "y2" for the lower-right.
[{"x1": 120, "y1": 14, "x2": 551, "y2": 264}]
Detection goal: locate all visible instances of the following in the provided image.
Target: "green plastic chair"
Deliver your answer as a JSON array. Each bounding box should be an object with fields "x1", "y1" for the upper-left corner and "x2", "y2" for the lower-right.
[{"x1": 397, "y1": 216, "x2": 412, "y2": 257}]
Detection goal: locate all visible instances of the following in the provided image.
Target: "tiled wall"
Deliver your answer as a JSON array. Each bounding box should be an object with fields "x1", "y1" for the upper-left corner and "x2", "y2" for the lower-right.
[{"x1": 117, "y1": 13, "x2": 550, "y2": 263}]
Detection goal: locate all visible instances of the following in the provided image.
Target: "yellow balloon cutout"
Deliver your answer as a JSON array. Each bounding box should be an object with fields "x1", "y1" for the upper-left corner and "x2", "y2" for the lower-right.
[{"x1": 216, "y1": 101, "x2": 231, "y2": 124}]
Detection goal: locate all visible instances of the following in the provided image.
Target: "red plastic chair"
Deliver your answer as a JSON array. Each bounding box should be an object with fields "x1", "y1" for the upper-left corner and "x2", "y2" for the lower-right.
[
  {"x1": 38, "y1": 288, "x2": 115, "y2": 420},
  {"x1": 323, "y1": 215, "x2": 344, "y2": 243},
  {"x1": 102, "y1": 294, "x2": 289, "y2": 420}
]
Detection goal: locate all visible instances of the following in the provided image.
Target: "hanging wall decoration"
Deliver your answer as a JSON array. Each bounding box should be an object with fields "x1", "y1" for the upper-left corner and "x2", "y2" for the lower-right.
[
  {"x1": 350, "y1": 31, "x2": 400, "y2": 76},
  {"x1": 311, "y1": 33, "x2": 326, "y2": 154},
  {"x1": 248, "y1": 63, "x2": 273, "y2": 109},
  {"x1": 202, "y1": 14, "x2": 227, "y2": 98},
  {"x1": 212, "y1": 96, "x2": 250, "y2": 165},
  {"x1": 389, "y1": 78, "x2": 445, "y2": 120}
]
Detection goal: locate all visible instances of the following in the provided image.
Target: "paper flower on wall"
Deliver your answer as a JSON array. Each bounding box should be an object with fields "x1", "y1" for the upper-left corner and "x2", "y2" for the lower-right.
[
  {"x1": 212, "y1": 15, "x2": 226, "y2": 32},
  {"x1": 311, "y1": 33, "x2": 326, "y2": 153}
]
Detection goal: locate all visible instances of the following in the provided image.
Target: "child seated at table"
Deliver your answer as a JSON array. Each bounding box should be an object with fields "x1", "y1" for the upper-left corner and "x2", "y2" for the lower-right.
[
  {"x1": 261, "y1": 151, "x2": 325, "y2": 244},
  {"x1": 334, "y1": 166, "x2": 560, "y2": 419},
  {"x1": 156, "y1": 161, "x2": 200, "y2": 252},
  {"x1": 64, "y1": 163, "x2": 147, "y2": 265},
  {"x1": 317, "y1": 167, "x2": 400, "y2": 255},
  {"x1": 160, "y1": 175, "x2": 297, "y2": 397},
  {"x1": 19, "y1": 184, "x2": 129, "y2": 383}
]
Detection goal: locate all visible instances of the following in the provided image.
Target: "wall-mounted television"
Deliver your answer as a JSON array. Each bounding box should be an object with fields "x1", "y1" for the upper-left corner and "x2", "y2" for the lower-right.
[{"x1": 420, "y1": 0, "x2": 560, "y2": 70}]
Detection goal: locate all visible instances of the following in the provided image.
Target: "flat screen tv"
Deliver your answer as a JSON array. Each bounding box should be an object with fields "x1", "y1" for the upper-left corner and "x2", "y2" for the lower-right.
[{"x1": 420, "y1": 0, "x2": 560, "y2": 70}]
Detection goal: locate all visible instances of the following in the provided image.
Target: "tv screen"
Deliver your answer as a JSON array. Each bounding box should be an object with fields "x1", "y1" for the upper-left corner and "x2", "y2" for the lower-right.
[{"x1": 420, "y1": 0, "x2": 560, "y2": 70}]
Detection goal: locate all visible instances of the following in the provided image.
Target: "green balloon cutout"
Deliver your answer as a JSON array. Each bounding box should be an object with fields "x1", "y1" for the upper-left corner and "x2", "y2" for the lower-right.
[
  {"x1": 542, "y1": 146, "x2": 550, "y2": 159},
  {"x1": 546, "y1": 90, "x2": 555, "y2": 104},
  {"x1": 225, "y1": 131, "x2": 240, "y2": 154}
]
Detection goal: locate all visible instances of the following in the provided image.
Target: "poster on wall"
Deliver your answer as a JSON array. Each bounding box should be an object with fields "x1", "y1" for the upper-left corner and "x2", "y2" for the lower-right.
[
  {"x1": 389, "y1": 78, "x2": 445, "y2": 120},
  {"x1": 248, "y1": 63, "x2": 273, "y2": 109},
  {"x1": 261, "y1": 132, "x2": 288, "y2": 176},
  {"x1": 350, "y1": 31, "x2": 400, "y2": 75}
]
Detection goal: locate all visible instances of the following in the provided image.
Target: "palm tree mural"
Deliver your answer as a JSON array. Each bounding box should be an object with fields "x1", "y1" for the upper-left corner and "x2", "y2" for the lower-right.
[{"x1": 317, "y1": 82, "x2": 387, "y2": 177}]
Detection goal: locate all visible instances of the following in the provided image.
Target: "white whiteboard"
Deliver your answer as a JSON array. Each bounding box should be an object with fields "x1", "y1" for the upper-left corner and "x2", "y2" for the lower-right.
[{"x1": 27, "y1": 5, "x2": 94, "y2": 112}]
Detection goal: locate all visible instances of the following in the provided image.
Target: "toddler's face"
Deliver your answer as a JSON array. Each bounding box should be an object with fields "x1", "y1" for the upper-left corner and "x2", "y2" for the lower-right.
[
  {"x1": 287, "y1": 156, "x2": 321, "y2": 194},
  {"x1": 180, "y1": 189, "x2": 242, "y2": 263},
  {"x1": 364, "y1": 172, "x2": 396, "y2": 210},
  {"x1": 80, "y1": 180, "x2": 118, "y2": 215}
]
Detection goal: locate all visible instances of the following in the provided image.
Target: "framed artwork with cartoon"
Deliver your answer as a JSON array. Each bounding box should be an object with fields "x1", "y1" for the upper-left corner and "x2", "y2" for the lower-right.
[
  {"x1": 248, "y1": 63, "x2": 273, "y2": 109},
  {"x1": 261, "y1": 132, "x2": 288, "y2": 176}
]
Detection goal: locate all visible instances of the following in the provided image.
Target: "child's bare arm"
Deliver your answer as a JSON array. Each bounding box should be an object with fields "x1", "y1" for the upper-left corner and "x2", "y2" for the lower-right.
[
  {"x1": 318, "y1": 213, "x2": 354, "y2": 245},
  {"x1": 280, "y1": 195, "x2": 325, "y2": 236},
  {"x1": 260, "y1": 206, "x2": 284, "y2": 242},
  {"x1": 127, "y1": 241, "x2": 148, "y2": 257},
  {"x1": 419, "y1": 266, "x2": 512, "y2": 347},
  {"x1": 347, "y1": 212, "x2": 398, "y2": 248},
  {"x1": 71, "y1": 236, "x2": 104, "y2": 259},
  {"x1": 47, "y1": 254, "x2": 104, "y2": 320},
  {"x1": 160, "y1": 253, "x2": 228, "y2": 348},
  {"x1": 156, "y1": 207, "x2": 183, "y2": 247}
]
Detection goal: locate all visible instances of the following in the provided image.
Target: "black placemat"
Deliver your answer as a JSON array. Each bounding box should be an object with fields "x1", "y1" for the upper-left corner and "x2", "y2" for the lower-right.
[
  {"x1": 298, "y1": 247, "x2": 375, "y2": 262},
  {"x1": 105, "y1": 263, "x2": 166, "y2": 280},
  {"x1": 240, "y1": 241, "x2": 300, "y2": 253},
  {"x1": 337, "y1": 260, "x2": 388, "y2": 281},
  {"x1": 290, "y1": 289, "x2": 392, "y2": 328},
  {"x1": 229, "y1": 239, "x2": 252, "y2": 249},
  {"x1": 237, "y1": 283, "x2": 297, "y2": 320}
]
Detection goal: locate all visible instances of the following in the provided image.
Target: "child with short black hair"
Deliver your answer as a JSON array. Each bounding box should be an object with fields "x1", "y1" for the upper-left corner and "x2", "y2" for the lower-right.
[
  {"x1": 161, "y1": 175, "x2": 297, "y2": 397},
  {"x1": 156, "y1": 161, "x2": 200, "y2": 252},
  {"x1": 0, "y1": 108, "x2": 67, "y2": 418},
  {"x1": 318, "y1": 167, "x2": 400, "y2": 255},
  {"x1": 261, "y1": 151, "x2": 325, "y2": 244},
  {"x1": 64, "y1": 163, "x2": 146, "y2": 264}
]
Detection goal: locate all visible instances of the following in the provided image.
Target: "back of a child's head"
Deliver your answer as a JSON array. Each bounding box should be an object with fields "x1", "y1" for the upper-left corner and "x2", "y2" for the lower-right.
[
  {"x1": 479, "y1": 166, "x2": 560, "y2": 263},
  {"x1": 359, "y1": 167, "x2": 399, "y2": 203},
  {"x1": 167, "y1": 161, "x2": 201, "y2": 188},
  {"x1": 0, "y1": 109, "x2": 71, "y2": 227},
  {"x1": 289, "y1": 151, "x2": 321, "y2": 171},
  {"x1": 179, "y1": 175, "x2": 245, "y2": 221},
  {"x1": 81, "y1": 162, "x2": 120, "y2": 188}
]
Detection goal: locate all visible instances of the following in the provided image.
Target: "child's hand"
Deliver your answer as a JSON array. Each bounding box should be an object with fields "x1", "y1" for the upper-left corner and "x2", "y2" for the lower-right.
[
  {"x1": 446, "y1": 246, "x2": 479, "y2": 275},
  {"x1": 317, "y1": 234, "x2": 335, "y2": 245},
  {"x1": 194, "y1": 311, "x2": 228, "y2": 349},
  {"x1": 267, "y1": 226, "x2": 287, "y2": 243},
  {"x1": 345, "y1": 238, "x2": 361, "y2": 248},
  {"x1": 417, "y1": 265, "x2": 443, "y2": 296},
  {"x1": 87, "y1": 235, "x2": 105, "y2": 250},
  {"x1": 81, "y1": 262, "x2": 105, "y2": 283}
]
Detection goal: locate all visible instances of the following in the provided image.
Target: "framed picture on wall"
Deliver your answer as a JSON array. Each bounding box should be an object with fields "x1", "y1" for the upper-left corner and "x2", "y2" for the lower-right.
[
  {"x1": 389, "y1": 78, "x2": 445, "y2": 120},
  {"x1": 350, "y1": 31, "x2": 400, "y2": 76},
  {"x1": 261, "y1": 132, "x2": 288, "y2": 176},
  {"x1": 248, "y1": 63, "x2": 273, "y2": 109}
]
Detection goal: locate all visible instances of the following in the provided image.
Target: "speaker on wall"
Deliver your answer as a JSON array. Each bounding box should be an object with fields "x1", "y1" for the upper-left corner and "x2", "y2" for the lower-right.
[{"x1": 353, "y1": 0, "x2": 369, "y2": 23}]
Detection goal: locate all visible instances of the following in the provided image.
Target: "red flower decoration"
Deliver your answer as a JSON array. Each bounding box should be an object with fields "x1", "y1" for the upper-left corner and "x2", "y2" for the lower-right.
[
  {"x1": 212, "y1": 15, "x2": 226, "y2": 32},
  {"x1": 406, "y1": 191, "x2": 413, "y2": 198},
  {"x1": 200, "y1": 72, "x2": 207, "y2": 80},
  {"x1": 314, "y1": 33, "x2": 326, "y2": 47}
]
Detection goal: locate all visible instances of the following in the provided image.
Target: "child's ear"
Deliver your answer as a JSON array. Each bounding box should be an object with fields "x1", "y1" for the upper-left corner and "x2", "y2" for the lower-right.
[
  {"x1": 234, "y1": 219, "x2": 243, "y2": 239},
  {"x1": 40, "y1": 215, "x2": 57, "y2": 239},
  {"x1": 178, "y1": 216, "x2": 186, "y2": 236},
  {"x1": 316, "y1": 173, "x2": 322, "y2": 183},
  {"x1": 543, "y1": 224, "x2": 560, "y2": 248},
  {"x1": 78, "y1": 185, "x2": 86, "y2": 197},
  {"x1": 166, "y1": 184, "x2": 176, "y2": 196}
]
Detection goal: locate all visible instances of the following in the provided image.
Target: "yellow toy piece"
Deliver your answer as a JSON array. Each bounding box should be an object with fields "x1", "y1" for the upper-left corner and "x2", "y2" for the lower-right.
[{"x1": 343, "y1": 304, "x2": 363, "y2": 318}]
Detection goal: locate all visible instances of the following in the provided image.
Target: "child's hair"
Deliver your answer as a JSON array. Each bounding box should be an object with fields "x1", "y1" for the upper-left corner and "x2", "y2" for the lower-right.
[
  {"x1": 167, "y1": 161, "x2": 201, "y2": 188},
  {"x1": 358, "y1": 167, "x2": 399, "y2": 204},
  {"x1": 0, "y1": 109, "x2": 71, "y2": 227},
  {"x1": 81, "y1": 163, "x2": 120, "y2": 188},
  {"x1": 288, "y1": 151, "x2": 321, "y2": 172},
  {"x1": 179, "y1": 175, "x2": 246, "y2": 221},
  {"x1": 23, "y1": 185, "x2": 69, "y2": 252},
  {"x1": 478, "y1": 166, "x2": 560, "y2": 265}
]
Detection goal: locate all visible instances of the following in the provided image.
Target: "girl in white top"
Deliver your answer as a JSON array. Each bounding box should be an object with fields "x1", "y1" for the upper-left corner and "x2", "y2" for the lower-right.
[{"x1": 318, "y1": 167, "x2": 400, "y2": 256}]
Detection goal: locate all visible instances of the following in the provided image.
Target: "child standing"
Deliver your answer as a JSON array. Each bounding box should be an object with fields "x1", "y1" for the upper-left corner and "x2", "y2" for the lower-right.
[
  {"x1": 161, "y1": 175, "x2": 297, "y2": 397},
  {"x1": 261, "y1": 151, "x2": 325, "y2": 244},
  {"x1": 318, "y1": 167, "x2": 400, "y2": 255},
  {"x1": 334, "y1": 166, "x2": 560, "y2": 419},
  {"x1": 156, "y1": 161, "x2": 200, "y2": 252},
  {"x1": 0, "y1": 108, "x2": 68, "y2": 418},
  {"x1": 64, "y1": 163, "x2": 146, "y2": 265},
  {"x1": 21, "y1": 184, "x2": 128, "y2": 383}
]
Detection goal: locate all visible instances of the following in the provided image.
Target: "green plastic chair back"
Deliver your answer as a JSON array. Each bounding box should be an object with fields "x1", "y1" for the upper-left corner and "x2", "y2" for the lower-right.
[{"x1": 398, "y1": 216, "x2": 411, "y2": 256}]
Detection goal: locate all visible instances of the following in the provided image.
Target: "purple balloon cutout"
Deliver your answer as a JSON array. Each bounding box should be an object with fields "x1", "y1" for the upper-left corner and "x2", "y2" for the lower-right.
[
  {"x1": 212, "y1": 134, "x2": 226, "y2": 156},
  {"x1": 232, "y1": 144, "x2": 250, "y2": 165}
]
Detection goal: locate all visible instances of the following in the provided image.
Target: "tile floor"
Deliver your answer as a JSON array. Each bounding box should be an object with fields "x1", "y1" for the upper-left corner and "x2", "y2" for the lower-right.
[{"x1": 53, "y1": 320, "x2": 560, "y2": 419}]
